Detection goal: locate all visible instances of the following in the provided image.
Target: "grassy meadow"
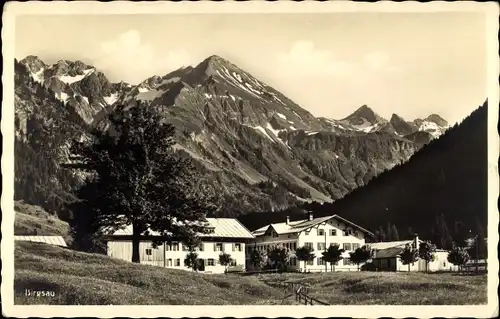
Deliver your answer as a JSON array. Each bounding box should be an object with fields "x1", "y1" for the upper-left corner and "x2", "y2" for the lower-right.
[
  {"x1": 258, "y1": 271, "x2": 487, "y2": 305},
  {"x1": 15, "y1": 242, "x2": 296, "y2": 305}
]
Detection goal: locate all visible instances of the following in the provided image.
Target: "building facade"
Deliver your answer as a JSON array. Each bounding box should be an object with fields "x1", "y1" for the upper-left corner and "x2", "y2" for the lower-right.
[
  {"x1": 249, "y1": 213, "x2": 374, "y2": 272},
  {"x1": 104, "y1": 218, "x2": 254, "y2": 274},
  {"x1": 369, "y1": 237, "x2": 459, "y2": 272}
]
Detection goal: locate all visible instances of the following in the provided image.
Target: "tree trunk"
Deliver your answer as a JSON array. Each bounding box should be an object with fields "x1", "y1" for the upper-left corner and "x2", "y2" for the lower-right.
[
  {"x1": 408, "y1": 264, "x2": 410, "y2": 272},
  {"x1": 131, "y1": 222, "x2": 141, "y2": 263},
  {"x1": 132, "y1": 235, "x2": 140, "y2": 263}
]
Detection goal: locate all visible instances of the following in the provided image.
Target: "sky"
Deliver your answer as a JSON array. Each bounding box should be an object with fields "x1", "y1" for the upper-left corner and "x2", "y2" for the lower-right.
[{"x1": 15, "y1": 12, "x2": 488, "y2": 124}]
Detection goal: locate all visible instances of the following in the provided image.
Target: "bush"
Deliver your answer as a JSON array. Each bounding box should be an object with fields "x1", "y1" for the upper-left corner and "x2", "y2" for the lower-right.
[{"x1": 360, "y1": 262, "x2": 377, "y2": 271}]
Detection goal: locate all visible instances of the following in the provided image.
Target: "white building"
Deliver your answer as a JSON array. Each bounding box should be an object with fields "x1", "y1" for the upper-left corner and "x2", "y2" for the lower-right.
[
  {"x1": 369, "y1": 237, "x2": 459, "y2": 272},
  {"x1": 104, "y1": 218, "x2": 254, "y2": 274},
  {"x1": 249, "y1": 213, "x2": 374, "y2": 272}
]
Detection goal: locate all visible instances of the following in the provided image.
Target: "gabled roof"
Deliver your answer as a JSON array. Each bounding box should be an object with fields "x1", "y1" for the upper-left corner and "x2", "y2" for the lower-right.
[
  {"x1": 368, "y1": 240, "x2": 418, "y2": 250},
  {"x1": 107, "y1": 218, "x2": 254, "y2": 239},
  {"x1": 252, "y1": 214, "x2": 374, "y2": 237},
  {"x1": 15, "y1": 235, "x2": 68, "y2": 247}
]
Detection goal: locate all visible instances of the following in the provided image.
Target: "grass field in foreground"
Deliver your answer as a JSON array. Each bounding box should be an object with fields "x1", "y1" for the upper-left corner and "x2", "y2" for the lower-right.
[
  {"x1": 15, "y1": 241, "x2": 487, "y2": 305},
  {"x1": 259, "y1": 271, "x2": 487, "y2": 305},
  {"x1": 15, "y1": 242, "x2": 294, "y2": 305}
]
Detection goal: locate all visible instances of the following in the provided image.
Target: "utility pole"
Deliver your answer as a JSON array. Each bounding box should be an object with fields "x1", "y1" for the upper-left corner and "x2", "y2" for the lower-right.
[{"x1": 324, "y1": 231, "x2": 327, "y2": 272}]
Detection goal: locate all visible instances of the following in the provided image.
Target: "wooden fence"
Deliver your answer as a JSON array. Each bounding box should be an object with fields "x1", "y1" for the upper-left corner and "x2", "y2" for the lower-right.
[{"x1": 262, "y1": 280, "x2": 330, "y2": 306}]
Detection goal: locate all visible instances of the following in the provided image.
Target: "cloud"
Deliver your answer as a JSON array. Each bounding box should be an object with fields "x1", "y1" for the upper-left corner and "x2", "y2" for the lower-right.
[
  {"x1": 94, "y1": 29, "x2": 193, "y2": 83},
  {"x1": 275, "y1": 41, "x2": 355, "y2": 77}
]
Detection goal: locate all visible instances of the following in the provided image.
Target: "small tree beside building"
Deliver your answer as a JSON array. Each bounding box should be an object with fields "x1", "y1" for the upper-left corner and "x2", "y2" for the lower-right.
[
  {"x1": 349, "y1": 245, "x2": 372, "y2": 271},
  {"x1": 267, "y1": 245, "x2": 290, "y2": 271},
  {"x1": 322, "y1": 244, "x2": 344, "y2": 272},
  {"x1": 295, "y1": 245, "x2": 316, "y2": 272},
  {"x1": 249, "y1": 247, "x2": 267, "y2": 270},
  {"x1": 184, "y1": 250, "x2": 200, "y2": 272},
  {"x1": 447, "y1": 245, "x2": 470, "y2": 272},
  {"x1": 399, "y1": 243, "x2": 419, "y2": 272},
  {"x1": 418, "y1": 240, "x2": 436, "y2": 273},
  {"x1": 219, "y1": 252, "x2": 232, "y2": 274}
]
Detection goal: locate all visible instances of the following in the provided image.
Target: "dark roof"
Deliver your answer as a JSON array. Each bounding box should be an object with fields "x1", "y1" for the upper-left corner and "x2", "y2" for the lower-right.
[{"x1": 372, "y1": 247, "x2": 404, "y2": 259}]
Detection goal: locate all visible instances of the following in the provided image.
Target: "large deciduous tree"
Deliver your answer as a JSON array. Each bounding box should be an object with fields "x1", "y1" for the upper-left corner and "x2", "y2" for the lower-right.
[{"x1": 65, "y1": 102, "x2": 216, "y2": 262}]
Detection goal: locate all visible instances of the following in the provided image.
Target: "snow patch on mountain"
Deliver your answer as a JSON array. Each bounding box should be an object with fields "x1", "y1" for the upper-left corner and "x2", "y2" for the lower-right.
[
  {"x1": 55, "y1": 92, "x2": 70, "y2": 104},
  {"x1": 276, "y1": 112, "x2": 287, "y2": 120},
  {"x1": 31, "y1": 69, "x2": 45, "y2": 83},
  {"x1": 253, "y1": 125, "x2": 275, "y2": 142},
  {"x1": 419, "y1": 121, "x2": 444, "y2": 138},
  {"x1": 136, "y1": 88, "x2": 165, "y2": 101},
  {"x1": 58, "y1": 68, "x2": 95, "y2": 84},
  {"x1": 104, "y1": 93, "x2": 119, "y2": 106}
]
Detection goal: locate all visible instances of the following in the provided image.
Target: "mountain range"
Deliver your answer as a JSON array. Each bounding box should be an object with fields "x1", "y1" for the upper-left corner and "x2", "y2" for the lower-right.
[
  {"x1": 14, "y1": 54, "x2": 449, "y2": 218},
  {"x1": 238, "y1": 100, "x2": 488, "y2": 244}
]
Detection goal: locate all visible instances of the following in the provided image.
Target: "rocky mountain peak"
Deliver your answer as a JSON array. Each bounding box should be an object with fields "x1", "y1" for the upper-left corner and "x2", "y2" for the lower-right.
[
  {"x1": 348, "y1": 105, "x2": 379, "y2": 122},
  {"x1": 390, "y1": 113, "x2": 406, "y2": 123},
  {"x1": 19, "y1": 55, "x2": 46, "y2": 73},
  {"x1": 425, "y1": 114, "x2": 448, "y2": 127}
]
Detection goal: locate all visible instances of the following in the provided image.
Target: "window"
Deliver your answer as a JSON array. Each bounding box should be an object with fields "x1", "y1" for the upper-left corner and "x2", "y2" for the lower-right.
[
  {"x1": 206, "y1": 227, "x2": 215, "y2": 234},
  {"x1": 318, "y1": 229, "x2": 325, "y2": 236},
  {"x1": 343, "y1": 243, "x2": 352, "y2": 251},
  {"x1": 304, "y1": 242, "x2": 313, "y2": 250},
  {"x1": 233, "y1": 243, "x2": 242, "y2": 252},
  {"x1": 287, "y1": 234, "x2": 294, "y2": 238},
  {"x1": 214, "y1": 243, "x2": 224, "y2": 252},
  {"x1": 145, "y1": 248, "x2": 152, "y2": 256},
  {"x1": 305, "y1": 229, "x2": 310, "y2": 235},
  {"x1": 343, "y1": 258, "x2": 352, "y2": 266},
  {"x1": 317, "y1": 243, "x2": 326, "y2": 251},
  {"x1": 169, "y1": 243, "x2": 179, "y2": 251},
  {"x1": 199, "y1": 243, "x2": 204, "y2": 251},
  {"x1": 230, "y1": 259, "x2": 237, "y2": 266},
  {"x1": 292, "y1": 243, "x2": 297, "y2": 250},
  {"x1": 175, "y1": 258, "x2": 181, "y2": 266},
  {"x1": 289, "y1": 257, "x2": 297, "y2": 266},
  {"x1": 167, "y1": 258, "x2": 172, "y2": 266},
  {"x1": 352, "y1": 243, "x2": 360, "y2": 250},
  {"x1": 317, "y1": 257, "x2": 326, "y2": 266},
  {"x1": 329, "y1": 242, "x2": 338, "y2": 247},
  {"x1": 207, "y1": 258, "x2": 215, "y2": 266},
  {"x1": 443, "y1": 262, "x2": 446, "y2": 267},
  {"x1": 272, "y1": 232, "x2": 279, "y2": 238},
  {"x1": 307, "y1": 259, "x2": 314, "y2": 265},
  {"x1": 330, "y1": 229, "x2": 337, "y2": 236}
]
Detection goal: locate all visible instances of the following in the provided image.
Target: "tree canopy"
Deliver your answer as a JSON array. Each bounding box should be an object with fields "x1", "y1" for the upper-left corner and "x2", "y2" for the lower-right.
[{"x1": 66, "y1": 102, "x2": 217, "y2": 261}]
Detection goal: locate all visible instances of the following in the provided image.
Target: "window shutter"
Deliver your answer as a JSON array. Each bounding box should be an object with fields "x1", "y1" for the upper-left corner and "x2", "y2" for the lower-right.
[
  {"x1": 232, "y1": 243, "x2": 235, "y2": 252},
  {"x1": 214, "y1": 243, "x2": 217, "y2": 251}
]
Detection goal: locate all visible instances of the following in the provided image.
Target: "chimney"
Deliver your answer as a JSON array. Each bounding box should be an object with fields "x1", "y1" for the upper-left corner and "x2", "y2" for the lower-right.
[
  {"x1": 286, "y1": 216, "x2": 290, "y2": 225},
  {"x1": 414, "y1": 233, "x2": 419, "y2": 248},
  {"x1": 308, "y1": 212, "x2": 314, "y2": 221}
]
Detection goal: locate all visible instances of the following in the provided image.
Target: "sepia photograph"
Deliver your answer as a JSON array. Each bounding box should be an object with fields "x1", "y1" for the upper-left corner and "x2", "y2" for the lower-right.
[{"x1": 1, "y1": 1, "x2": 499, "y2": 318}]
